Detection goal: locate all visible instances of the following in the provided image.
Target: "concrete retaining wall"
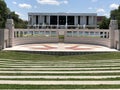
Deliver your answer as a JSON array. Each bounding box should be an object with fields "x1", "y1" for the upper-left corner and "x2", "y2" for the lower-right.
[
  {"x1": 13, "y1": 37, "x2": 59, "y2": 46},
  {"x1": 64, "y1": 37, "x2": 110, "y2": 47}
]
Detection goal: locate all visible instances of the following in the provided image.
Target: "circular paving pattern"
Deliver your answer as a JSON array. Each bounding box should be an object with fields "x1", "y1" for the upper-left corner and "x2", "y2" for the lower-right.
[{"x1": 4, "y1": 43, "x2": 117, "y2": 52}]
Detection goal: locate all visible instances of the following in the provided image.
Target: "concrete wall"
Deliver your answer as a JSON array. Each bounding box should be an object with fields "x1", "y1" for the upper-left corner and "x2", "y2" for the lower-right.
[
  {"x1": 114, "y1": 30, "x2": 120, "y2": 50},
  {"x1": 14, "y1": 37, "x2": 59, "y2": 46},
  {"x1": 0, "y1": 29, "x2": 9, "y2": 49},
  {"x1": 13, "y1": 29, "x2": 59, "y2": 46},
  {"x1": 64, "y1": 29, "x2": 111, "y2": 47},
  {"x1": 64, "y1": 37, "x2": 110, "y2": 47}
]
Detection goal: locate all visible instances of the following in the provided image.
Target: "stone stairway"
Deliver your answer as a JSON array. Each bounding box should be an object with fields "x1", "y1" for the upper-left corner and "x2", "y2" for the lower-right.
[{"x1": 0, "y1": 58, "x2": 120, "y2": 89}]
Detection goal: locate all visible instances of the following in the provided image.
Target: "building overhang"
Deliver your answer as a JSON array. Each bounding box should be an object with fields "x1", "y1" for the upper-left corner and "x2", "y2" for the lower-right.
[{"x1": 28, "y1": 12, "x2": 97, "y2": 16}]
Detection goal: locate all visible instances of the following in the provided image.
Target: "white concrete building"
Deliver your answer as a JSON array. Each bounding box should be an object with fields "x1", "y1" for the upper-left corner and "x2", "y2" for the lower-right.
[{"x1": 28, "y1": 13, "x2": 97, "y2": 29}]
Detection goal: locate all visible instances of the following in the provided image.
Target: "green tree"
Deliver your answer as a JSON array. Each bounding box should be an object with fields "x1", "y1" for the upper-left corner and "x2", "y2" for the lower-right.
[
  {"x1": 99, "y1": 17, "x2": 110, "y2": 29},
  {"x1": 110, "y1": 5, "x2": 120, "y2": 29},
  {"x1": 0, "y1": 0, "x2": 27, "y2": 28},
  {"x1": 0, "y1": 0, "x2": 10, "y2": 28},
  {"x1": 11, "y1": 12, "x2": 28, "y2": 28}
]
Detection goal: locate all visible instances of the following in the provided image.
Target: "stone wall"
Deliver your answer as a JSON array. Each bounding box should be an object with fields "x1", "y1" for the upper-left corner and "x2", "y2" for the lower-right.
[
  {"x1": 13, "y1": 29, "x2": 59, "y2": 45},
  {"x1": 0, "y1": 29, "x2": 9, "y2": 49},
  {"x1": 64, "y1": 29, "x2": 111, "y2": 47}
]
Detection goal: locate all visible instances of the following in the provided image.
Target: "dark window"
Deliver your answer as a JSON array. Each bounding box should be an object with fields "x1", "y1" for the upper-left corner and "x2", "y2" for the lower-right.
[
  {"x1": 36, "y1": 15, "x2": 38, "y2": 24},
  {"x1": 44, "y1": 16, "x2": 47, "y2": 24},
  {"x1": 67, "y1": 16, "x2": 74, "y2": 25},
  {"x1": 59, "y1": 16, "x2": 66, "y2": 25},
  {"x1": 78, "y1": 16, "x2": 80, "y2": 25},
  {"x1": 86, "y1": 16, "x2": 89, "y2": 25},
  {"x1": 50, "y1": 16, "x2": 57, "y2": 25}
]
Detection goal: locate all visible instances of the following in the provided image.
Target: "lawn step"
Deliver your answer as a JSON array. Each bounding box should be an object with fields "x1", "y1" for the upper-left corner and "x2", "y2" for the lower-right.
[
  {"x1": 0, "y1": 80, "x2": 120, "y2": 85},
  {"x1": 0, "y1": 58, "x2": 120, "y2": 89},
  {"x1": 0, "y1": 75, "x2": 120, "y2": 79}
]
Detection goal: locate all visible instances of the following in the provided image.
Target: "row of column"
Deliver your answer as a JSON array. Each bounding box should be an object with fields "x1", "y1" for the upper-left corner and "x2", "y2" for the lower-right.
[
  {"x1": 14, "y1": 31, "x2": 58, "y2": 38},
  {"x1": 66, "y1": 31, "x2": 109, "y2": 38},
  {"x1": 29, "y1": 15, "x2": 97, "y2": 26}
]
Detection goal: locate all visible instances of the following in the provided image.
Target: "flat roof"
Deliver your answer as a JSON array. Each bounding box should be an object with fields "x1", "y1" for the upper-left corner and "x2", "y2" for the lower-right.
[{"x1": 28, "y1": 12, "x2": 97, "y2": 16}]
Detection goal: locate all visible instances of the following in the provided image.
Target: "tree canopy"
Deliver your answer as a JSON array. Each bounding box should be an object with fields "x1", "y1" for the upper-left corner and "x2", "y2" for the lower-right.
[
  {"x1": 0, "y1": 0, "x2": 27, "y2": 28},
  {"x1": 110, "y1": 6, "x2": 120, "y2": 29},
  {"x1": 99, "y1": 6, "x2": 120, "y2": 29},
  {"x1": 0, "y1": 0, "x2": 10, "y2": 28},
  {"x1": 99, "y1": 17, "x2": 110, "y2": 29}
]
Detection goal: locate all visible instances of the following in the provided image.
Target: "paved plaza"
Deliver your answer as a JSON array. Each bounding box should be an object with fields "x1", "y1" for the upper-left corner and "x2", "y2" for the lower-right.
[{"x1": 4, "y1": 43, "x2": 117, "y2": 52}]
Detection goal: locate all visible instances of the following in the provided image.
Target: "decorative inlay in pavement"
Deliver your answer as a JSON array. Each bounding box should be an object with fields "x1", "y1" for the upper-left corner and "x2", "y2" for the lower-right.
[{"x1": 4, "y1": 43, "x2": 117, "y2": 52}]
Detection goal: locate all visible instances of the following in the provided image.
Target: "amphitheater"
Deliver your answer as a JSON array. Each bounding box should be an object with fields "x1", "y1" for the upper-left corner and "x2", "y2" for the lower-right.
[
  {"x1": 0, "y1": 18, "x2": 120, "y2": 55},
  {"x1": 0, "y1": 13, "x2": 120, "y2": 89}
]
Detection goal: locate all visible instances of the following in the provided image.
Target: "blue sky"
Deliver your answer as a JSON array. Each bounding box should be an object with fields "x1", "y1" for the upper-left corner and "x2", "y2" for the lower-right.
[{"x1": 5, "y1": 0, "x2": 120, "y2": 20}]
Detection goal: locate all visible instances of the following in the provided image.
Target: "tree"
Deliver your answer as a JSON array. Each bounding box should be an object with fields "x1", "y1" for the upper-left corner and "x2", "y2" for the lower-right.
[
  {"x1": 99, "y1": 17, "x2": 110, "y2": 29},
  {"x1": 110, "y1": 5, "x2": 120, "y2": 29},
  {"x1": 11, "y1": 12, "x2": 27, "y2": 28},
  {"x1": 0, "y1": 0, "x2": 10, "y2": 28},
  {"x1": 0, "y1": 0, "x2": 28, "y2": 28}
]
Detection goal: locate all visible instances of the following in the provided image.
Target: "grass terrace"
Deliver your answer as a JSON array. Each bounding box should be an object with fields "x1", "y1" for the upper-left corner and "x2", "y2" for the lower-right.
[{"x1": 0, "y1": 51, "x2": 120, "y2": 89}]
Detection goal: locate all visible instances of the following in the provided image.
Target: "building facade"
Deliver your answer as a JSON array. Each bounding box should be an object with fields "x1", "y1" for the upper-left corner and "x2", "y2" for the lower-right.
[{"x1": 28, "y1": 13, "x2": 97, "y2": 29}]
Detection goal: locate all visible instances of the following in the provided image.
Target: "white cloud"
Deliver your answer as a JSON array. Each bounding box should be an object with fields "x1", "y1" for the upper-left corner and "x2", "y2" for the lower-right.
[
  {"x1": 62, "y1": 0, "x2": 68, "y2": 4},
  {"x1": 19, "y1": 3, "x2": 32, "y2": 9},
  {"x1": 88, "y1": 7, "x2": 93, "y2": 10},
  {"x1": 91, "y1": 0, "x2": 98, "y2": 2},
  {"x1": 36, "y1": 0, "x2": 68, "y2": 5},
  {"x1": 96, "y1": 8, "x2": 105, "y2": 13},
  {"x1": 110, "y1": 3, "x2": 119, "y2": 9},
  {"x1": 15, "y1": 12, "x2": 23, "y2": 17},
  {"x1": 104, "y1": 13, "x2": 110, "y2": 18},
  {"x1": 12, "y1": 1, "x2": 17, "y2": 5}
]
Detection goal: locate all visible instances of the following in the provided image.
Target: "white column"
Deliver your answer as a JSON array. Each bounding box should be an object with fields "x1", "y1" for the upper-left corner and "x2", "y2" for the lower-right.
[
  {"x1": 32, "y1": 15, "x2": 33, "y2": 25},
  {"x1": 74, "y1": 16, "x2": 76, "y2": 25},
  {"x1": 57, "y1": 16, "x2": 59, "y2": 25},
  {"x1": 66, "y1": 16, "x2": 68, "y2": 29},
  {"x1": 48, "y1": 15, "x2": 50, "y2": 25},
  {"x1": 57, "y1": 16, "x2": 59, "y2": 28},
  {"x1": 43, "y1": 16, "x2": 44, "y2": 24},
  {"x1": 91, "y1": 16, "x2": 93, "y2": 25},
  {"x1": 76, "y1": 16, "x2": 78, "y2": 25},
  {"x1": 84, "y1": 16, "x2": 86, "y2": 25},
  {"x1": 94, "y1": 16, "x2": 97, "y2": 28},
  {"x1": 80, "y1": 16, "x2": 83, "y2": 25}
]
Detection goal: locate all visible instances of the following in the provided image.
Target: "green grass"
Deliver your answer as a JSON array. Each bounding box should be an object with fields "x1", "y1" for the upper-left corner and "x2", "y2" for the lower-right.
[
  {"x1": 1, "y1": 69, "x2": 120, "y2": 71},
  {"x1": 0, "y1": 84, "x2": 120, "y2": 89},
  {"x1": 1, "y1": 77, "x2": 120, "y2": 81},
  {"x1": 0, "y1": 51, "x2": 120, "y2": 61},
  {"x1": 0, "y1": 51, "x2": 120, "y2": 89},
  {"x1": 0, "y1": 72, "x2": 120, "y2": 76}
]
